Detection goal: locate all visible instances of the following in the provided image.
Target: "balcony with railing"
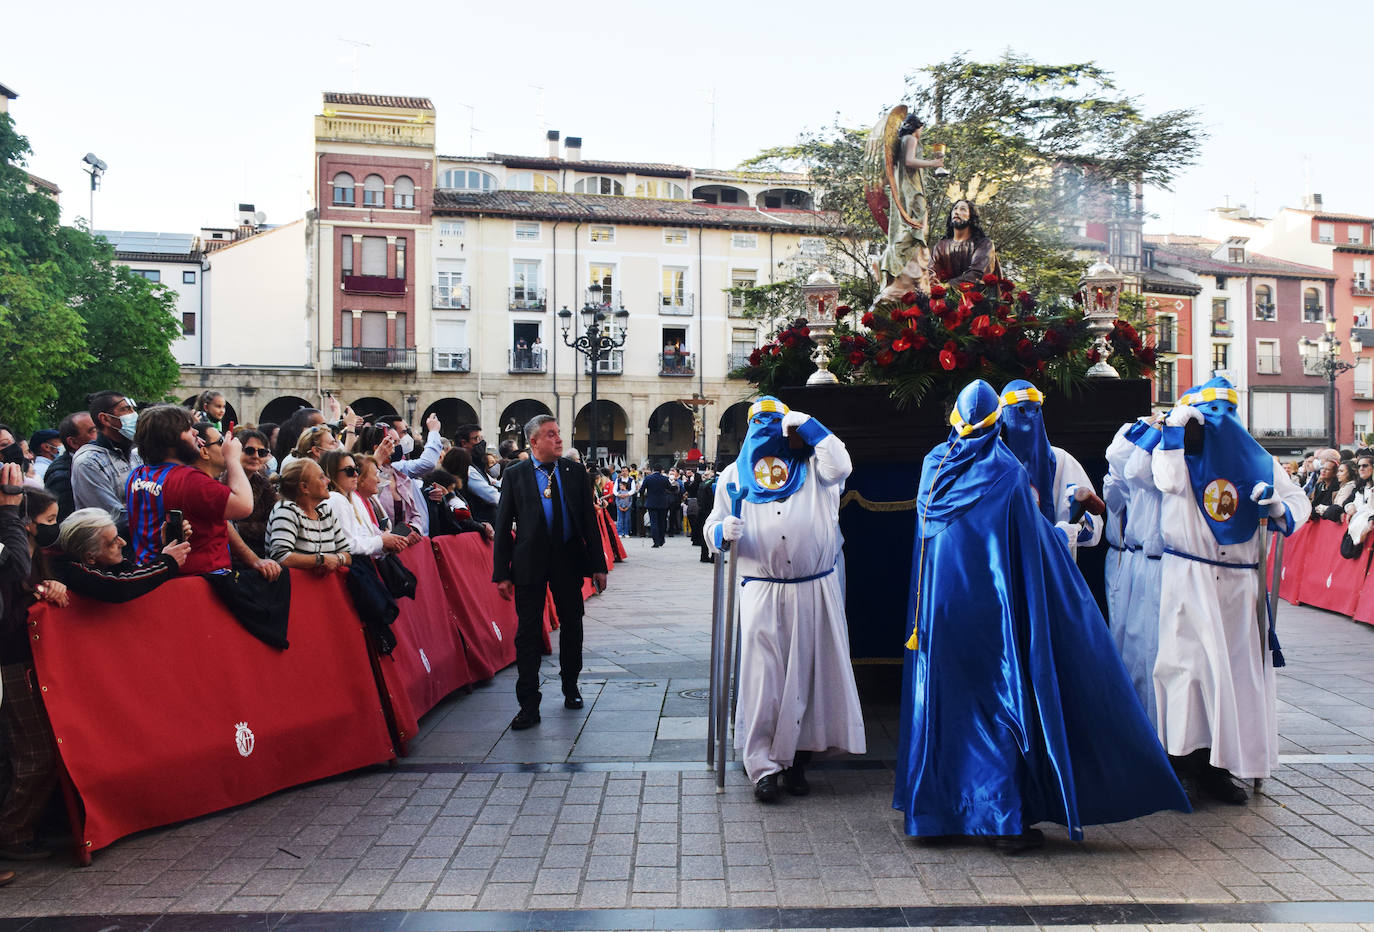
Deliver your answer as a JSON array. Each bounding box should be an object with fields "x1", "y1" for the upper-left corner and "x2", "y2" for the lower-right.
[
  {"x1": 1156, "y1": 330, "x2": 1175, "y2": 353},
  {"x1": 314, "y1": 115, "x2": 434, "y2": 148},
  {"x1": 332, "y1": 347, "x2": 417, "y2": 371},
  {"x1": 1303, "y1": 303, "x2": 1324, "y2": 323},
  {"x1": 728, "y1": 293, "x2": 752, "y2": 318},
  {"x1": 1255, "y1": 353, "x2": 1281, "y2": 375},
  {"x1": 509, "y1": 286, "x2": 547, "y2": 311},
  {"x1": 343, "y1": 275, "x2": 406, "y2": 296},
  {"x1": 1210, "y1": 318, "x2": 1233, "y2": 337},
  {"x1": 659, "y1": 293, "x2": 695, "y2": 316},
  {"x1": 432, "y1": 347, "x2": 471, "y2": 373},
  {"x1": 1253, "y1": 301, "x2": 1276, "y2": 321},
  {"x1": 583, "y1": 349, "x2": 624, "y2": 375},
  {"x1": 586, "y1": 288, "x2": 623, "y2": 310},
  {"x1": 508, "y1": 348, "x2": 547, "y2": 374},
  {"x1": 727, "y1": 351, "x2": 753, "y2": 375},
  {"x1": 432, "y1": 284, "x2": 470, "y2": 309},
  {"x1": 659, "y1": 351, "x2": 695, "y2": 376},
  {"x1": 1353, "y1": 277, "x2": 1373, "y2": 297}
]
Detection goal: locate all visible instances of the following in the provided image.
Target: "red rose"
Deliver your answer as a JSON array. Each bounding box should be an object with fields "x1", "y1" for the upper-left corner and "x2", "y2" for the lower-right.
[
  {"x1": 837, "y1": 304, "x2": 852, "y2": 318},
  {"x1": 958, "y1": 281, "x2": 975, "y2": 293},
  {"x1": 861, "y1": 311, "x2": 876, "y2": 328},
  {"x1": 900, "y1": 326, "x2": 921, "y2": 343},
  {"x1": 902, "y1": 291, "x2": 918, "y2": 305},
  {"x1": 800, "y1": 326, "x2": 811, "y2": 337},
  {"x1": 769, "y1": 345, "x2": 780, "y2": 356},
  {"x1": 939, "y1": 349, "x2": 957, "y2": 370},
  {"x1": 1017, "y1": 290, "x2": 1032, "y2": 304},
  {"x1": 876, "y1": 349, "x2": 895, "y2": 366},
  {"x1": 748, "y1": 349, "x2": 762, "y2": 366},
  {"x1": 848, "y1": 350, "x2": 866, "y2": 365},
  {"x1": 1140, "y1": 347, "x2": 1157, "y2": 367},
  {"x1": 930, "y1": 283, "x2": 947, "y2": 299},
  {"x1": 892, "y1": 338, "x2": 911, "y2": 352},
  {"x1": 1016, "y1": 338, "x2": 1034, "y2": 358},
  {"x1": 989, "y1": 324, "x2": 1006, "y2": 338},
  {"x1": 982, "y1": 273, "x2": 1000, "y2": 285},
  {"x1": 782, "y1": 334, "x2": 797, "y2": 348}
]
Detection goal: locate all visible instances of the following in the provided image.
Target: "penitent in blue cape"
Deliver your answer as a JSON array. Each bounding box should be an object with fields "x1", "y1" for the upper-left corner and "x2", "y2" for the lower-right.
[{"x1": 894, "y1": 380, "x2": 1190, "y2": 840}]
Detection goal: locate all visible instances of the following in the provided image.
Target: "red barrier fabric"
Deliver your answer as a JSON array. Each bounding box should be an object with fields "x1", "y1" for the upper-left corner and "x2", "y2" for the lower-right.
[
  {"x1": 369, "y1": 542, "x2": 473, "y2": 749},
  {"x1": 1351, "y1": 543, "x2": 1374, "y2": 626},
  {"x1": 1274, "y1": 521, "x2": 1313, "y2": 605},
  {"x1": 1297, "y1": 520, "x2": 1367, "y2": 616},
  {"x1": 432, "y1": 534, "x2": 518, "y2": 680},
  {"x1": 30, "y1": 574, "x2": 396, "y2": 854},
  {"x1": 595, "y1": 505, "x2": 616, "y2": 568}
]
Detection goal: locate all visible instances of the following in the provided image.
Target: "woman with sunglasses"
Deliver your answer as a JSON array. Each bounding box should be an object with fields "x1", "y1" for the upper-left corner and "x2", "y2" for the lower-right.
[
  {"x1": 267, "y1": 459, "x2": 351, "y2": 575},
  {"x1": 321, "y1": 450, "x2": 409, "y2": 556},
  {"x1": 227, "y1": 428, "x2": 281, "y2": 572}
]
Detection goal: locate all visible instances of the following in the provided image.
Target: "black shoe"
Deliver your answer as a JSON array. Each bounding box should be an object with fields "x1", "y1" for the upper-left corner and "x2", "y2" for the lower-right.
[
  {"x1": 509, "y1": 709, "x2": 541, "y2": 731},
  {"x1": 991, "y1": 828, "x2": 1044, "y2": 854},
  {"x1": 0, "y1": 841, "x2": 50, "y2": 861},
  {"x1": 564, "y1": 690, "x2": 584, "y2": 710},
  {"x1": 754, "y1": 773, "x2": 781, "y2": 803},
  {"x1": 1197, "y1": 765, "x2": 1248, "y2": 804},
  {"x1": 782, "y1": 764, "x2": 810, "y2": 797}
]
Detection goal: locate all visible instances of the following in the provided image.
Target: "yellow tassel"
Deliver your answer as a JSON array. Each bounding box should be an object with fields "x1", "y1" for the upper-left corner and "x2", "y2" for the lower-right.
[{"x1": 905, "y1": 630, "x2": 920, "y2": 651}]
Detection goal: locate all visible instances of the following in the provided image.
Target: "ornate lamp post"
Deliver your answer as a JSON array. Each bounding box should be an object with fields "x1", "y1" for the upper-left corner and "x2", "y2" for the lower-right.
[
  {"x1": 559, "y1": 284, "x2": 629, "y2": 467},
  {"x1": 1078, "y1": 259, "x2": 1124, "y2": 379},
  {"x1": 1300, "y1": 319, "x2": 1363, "y2": 447},
  {"x1": 800, "y1": 269, "x2": 841, "y2": 385}
]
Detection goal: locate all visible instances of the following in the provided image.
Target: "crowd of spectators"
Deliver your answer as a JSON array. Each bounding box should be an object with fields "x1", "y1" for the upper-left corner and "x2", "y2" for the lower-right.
[
  {"x1": 1289, "y1": 447, "x2": 1374, "y2": 558},
  {"x1": 0, "y1": 391, "x2": 532, "y2": 883}
]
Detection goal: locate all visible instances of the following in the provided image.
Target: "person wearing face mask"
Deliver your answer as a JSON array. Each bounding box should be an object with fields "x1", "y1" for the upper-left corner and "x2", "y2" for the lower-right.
[
  {"x1": 0, "y1": 483, "x2": 69, "y2": 862},
  {"x1": 380, "y1": 414, "x2": 444, "y2": 533},
  {"x1": 71, "y1": 391, "x2": 141, "y2": 536},
  {"x1": 456, "y1": 423, "x2": 499, "y2": 525}
]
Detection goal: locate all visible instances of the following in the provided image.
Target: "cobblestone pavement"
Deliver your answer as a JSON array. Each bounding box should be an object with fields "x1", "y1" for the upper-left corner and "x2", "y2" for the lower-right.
[{"x1": 1, "y1": 534, "x2": 1373, "y2": 930}]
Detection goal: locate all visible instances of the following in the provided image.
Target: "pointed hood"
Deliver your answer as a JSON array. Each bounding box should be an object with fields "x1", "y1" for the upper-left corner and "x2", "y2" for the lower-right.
[{"x1": 999, "y1": 379, "x2": 1058, "y2": 522}]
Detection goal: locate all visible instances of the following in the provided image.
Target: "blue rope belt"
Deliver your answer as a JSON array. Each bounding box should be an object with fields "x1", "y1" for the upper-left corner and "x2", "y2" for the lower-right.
[
  {"x1": 1163, "y1": 547, "x2": 1257, "y2": 570},
  {"x1": 1108, "y1": 542, "x2": 1144, "y2": 553},
  {"x1": 741, "y1": 566, "x2": 835, "y2": 588}
]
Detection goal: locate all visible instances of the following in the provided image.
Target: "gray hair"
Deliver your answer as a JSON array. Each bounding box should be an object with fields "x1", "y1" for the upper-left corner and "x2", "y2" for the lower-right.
[
  {"x1": 524, "y1": 414, "x2": 557, "y2": 441},
  {"x1": 59, "y1": 507, "x2": 116, "y2": 561}
]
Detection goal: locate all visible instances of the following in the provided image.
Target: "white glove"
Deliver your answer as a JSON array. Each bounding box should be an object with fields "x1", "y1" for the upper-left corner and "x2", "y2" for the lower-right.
[
  {"x1": 721, "y1": 515, "x2": 745, "y2": 542},
  {"x1": 1166, "y1": 405, "x2": 1203, "y2": 428},
  {"x1": 1251, "y1": 481, "x2": 1285, "y2": 517},
  {"x1": 1054, "y1": 520, "x2": 1077, "y2": 547},
  {"x1": 780, "y1": 410, "x2": 812, "y2": 436}
]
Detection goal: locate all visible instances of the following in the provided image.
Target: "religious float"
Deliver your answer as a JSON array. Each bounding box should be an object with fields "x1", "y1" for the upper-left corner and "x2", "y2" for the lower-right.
[{"x1": 738, "y1": 104, "x2": 1157, "y2": 660}]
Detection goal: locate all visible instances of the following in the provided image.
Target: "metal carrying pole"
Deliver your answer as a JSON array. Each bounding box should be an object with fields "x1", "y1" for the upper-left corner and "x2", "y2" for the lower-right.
[{"x1": 711, "y1": 482, "x2": 744, "y2": 791}]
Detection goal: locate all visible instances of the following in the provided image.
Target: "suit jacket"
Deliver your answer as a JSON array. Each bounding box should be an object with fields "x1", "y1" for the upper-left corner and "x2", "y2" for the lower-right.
[
  {"x1": 641, "y1": 472, "x2": 673, "y2": 510},
  {"x1": 493, "y1": 457, "x2": 608, "y2": 586}
]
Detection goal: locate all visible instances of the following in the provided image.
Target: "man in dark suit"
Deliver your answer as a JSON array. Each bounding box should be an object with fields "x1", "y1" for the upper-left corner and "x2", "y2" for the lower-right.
[
  {"x1": 493, "y1": 415, "x2": 609, "y2": 730},
  {"x1": 640, "y1": 465, "x2": 671, "y2": 547}
]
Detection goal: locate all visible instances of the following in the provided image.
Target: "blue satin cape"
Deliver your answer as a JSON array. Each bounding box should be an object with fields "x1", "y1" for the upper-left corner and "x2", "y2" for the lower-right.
[
  {"x1": 895, "y1": 433, "x2": 1189, "y2": 839},
  {"x1": 735, "y1": 410, "x2": 809, "y2": 504}
]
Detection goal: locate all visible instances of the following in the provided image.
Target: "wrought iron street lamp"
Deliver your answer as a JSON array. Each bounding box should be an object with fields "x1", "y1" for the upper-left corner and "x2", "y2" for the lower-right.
[
  {"x1": 559, "y1": 284, "x2": 629, "y2": 467},
  {"x1": 1300, "y1": 319, "x2": 1363, "y2": 447}
]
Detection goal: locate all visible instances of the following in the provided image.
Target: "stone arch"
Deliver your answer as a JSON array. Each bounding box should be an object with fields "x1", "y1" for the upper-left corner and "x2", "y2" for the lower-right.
[
  {"x1": 257, "y1": 395, "x2": 315, "y2": 426},
  {"x1": 716, "y1": 401, "x2": 752, "y2": 461},
  {"x1": 574, "y1": 399, "x2": 629, "y2": 468},
  {"x1": 647, "y1": 401, "x2": 697, "y2": 468},
  {"x1": 349, "y1": 396, "x2": 398, "y2": 424},
  {"x1": 498, "y1": 399, "x2": 554, "y2": 451},
  {"x1": 421, "y1": 397, "x2": 479, "y2": 438}
]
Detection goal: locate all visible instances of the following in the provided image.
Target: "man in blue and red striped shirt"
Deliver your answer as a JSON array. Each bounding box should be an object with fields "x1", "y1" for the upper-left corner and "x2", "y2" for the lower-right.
[{"x1": 125, "y1": 406, "x2": 253, "y2": 575}]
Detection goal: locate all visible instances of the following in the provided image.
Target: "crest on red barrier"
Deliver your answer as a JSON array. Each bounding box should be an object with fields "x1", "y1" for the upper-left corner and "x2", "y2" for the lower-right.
[
  {"x1": 419, "y1": 648, "x2": 431, "y2": 673},
  {"x1": 491, "y1": 620, "x2": 502, "y2": 642},
  {"x1": 234, "y1": 722, "x2": 255, "y2": 758}
]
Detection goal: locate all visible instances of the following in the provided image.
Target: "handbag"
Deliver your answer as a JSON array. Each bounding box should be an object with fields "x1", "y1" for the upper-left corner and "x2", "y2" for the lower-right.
[{"x1": 375, "y1": 552, "x2": 418, "y2": 600}]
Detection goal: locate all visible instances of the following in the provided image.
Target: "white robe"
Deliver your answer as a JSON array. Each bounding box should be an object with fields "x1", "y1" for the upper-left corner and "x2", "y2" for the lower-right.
[
  {"x1": 1119, "y1": 440, "x2": 1165, "y2": 726},
  {"x1": 1151, "y1": 449, "x2": 1310, "y2": 778},
  {"x1": 1047, "y1": 446, "x2": 1104, "y2": 560},
  {"x1": 1102, "y1": 428, "x2": 1135, "y2": 642},
  {"x1": 703, "y1": 432, "x2": 866, "y2": 782}
]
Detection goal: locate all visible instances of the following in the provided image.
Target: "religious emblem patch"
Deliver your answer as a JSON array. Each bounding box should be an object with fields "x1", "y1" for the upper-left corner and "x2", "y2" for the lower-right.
[
  {"x1": 1203, "y1": 478, "x2": 1239, "y2": 521},
  {"x1": 234, "y1": 721, "x2": 255, "y2": 758},
  {"x1": 753, "y1": 456, "x2": 789, "y2": 490}
]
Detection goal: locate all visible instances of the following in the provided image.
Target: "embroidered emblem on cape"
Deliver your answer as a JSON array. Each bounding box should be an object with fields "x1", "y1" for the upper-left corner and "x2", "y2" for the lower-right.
[
  {"x1": 419, "y1": 648, "x2": 432, "y2": 673},
  {"x1": 491, "y1": 620, "x2": 502, "y2": 641},
  {"x1": 753, "y1": 456, "x2": 790, "y2": 490},
  {"x1": 234, "y1": 722, "x2": 255, "y2": 758},
  {"x1": 1202, "y1": 478, "x2": 1239, "y2": 522}
]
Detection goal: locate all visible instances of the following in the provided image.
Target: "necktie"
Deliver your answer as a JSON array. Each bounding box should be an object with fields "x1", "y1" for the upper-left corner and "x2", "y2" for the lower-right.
[{"x1": 542, "y1": 463, "x2": 565, "y2": 545}]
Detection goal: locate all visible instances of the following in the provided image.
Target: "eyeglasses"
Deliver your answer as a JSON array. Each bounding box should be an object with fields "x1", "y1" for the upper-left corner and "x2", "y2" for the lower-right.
[
  {"x1": 1360, "y1": 464, "x2": 1373, "y2": 469},
  {"x1": 338, "y1": 465, "x2": 359, "y2": 477},
  {"x1": 201, "y1": 437, "x2": 224, "y2": 448},
  {"x1": 242, "y1": 446, "x2": 268, "y2": 457}
]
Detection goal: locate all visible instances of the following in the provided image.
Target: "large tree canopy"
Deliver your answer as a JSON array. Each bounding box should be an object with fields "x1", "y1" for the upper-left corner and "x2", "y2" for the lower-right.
[
  {"x1": 0, "y1": 113, "x2": 181, "y2": 434},
  {"x1": 743, "y1": 52, "x2": 1205, "y2": 302}
]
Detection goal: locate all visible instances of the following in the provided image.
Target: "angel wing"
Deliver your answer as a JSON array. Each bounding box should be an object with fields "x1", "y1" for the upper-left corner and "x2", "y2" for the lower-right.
[{"x1": 863, "y1": 105, "x2": 925, "y2": 235}]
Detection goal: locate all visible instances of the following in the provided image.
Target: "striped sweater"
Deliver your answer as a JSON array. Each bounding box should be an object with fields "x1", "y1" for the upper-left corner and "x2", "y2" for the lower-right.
[{"x1": 267, "y1": 499, "x2": 351, "y2": 561}]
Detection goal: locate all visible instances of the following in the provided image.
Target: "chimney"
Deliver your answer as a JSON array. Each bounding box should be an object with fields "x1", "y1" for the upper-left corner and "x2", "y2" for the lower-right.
[
  {"x1": 1314, "y1": 192, "x2": 1324, "y2": 208},
  {"x1": 565, "y1": 136, "x2": 582, "y2": 161},
  {"x1": 547, "y1": 130, "x2": 560, "y2": 159}
]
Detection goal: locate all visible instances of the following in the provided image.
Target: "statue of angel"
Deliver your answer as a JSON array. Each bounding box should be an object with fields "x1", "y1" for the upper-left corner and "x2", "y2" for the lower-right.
[{"x1": 864, "y1": 106, "x2": 944, "y2": 308}]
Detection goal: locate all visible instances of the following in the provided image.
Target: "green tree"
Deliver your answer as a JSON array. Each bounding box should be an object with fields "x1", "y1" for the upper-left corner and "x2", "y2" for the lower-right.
[
  {"x1": 744, "y1": 52, "x2": 1205, "y2": 299},
  {"x1": 0, "y1": 113, "x2": 181, "y2": 435}
]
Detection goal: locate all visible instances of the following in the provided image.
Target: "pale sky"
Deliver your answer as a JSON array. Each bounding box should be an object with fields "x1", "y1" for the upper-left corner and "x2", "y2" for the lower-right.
[{"x1": 8, "y1": 0, "x2": 1370, "y2": 238}]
